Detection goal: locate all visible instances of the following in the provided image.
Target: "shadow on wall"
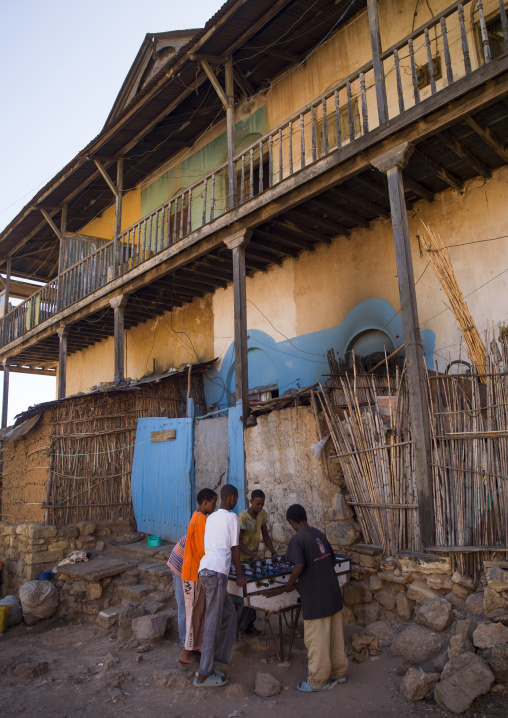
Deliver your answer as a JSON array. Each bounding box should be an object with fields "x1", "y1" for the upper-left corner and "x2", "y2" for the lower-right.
[{"x1": 203, "y1": 298, "x2": 435, "y2": 410}]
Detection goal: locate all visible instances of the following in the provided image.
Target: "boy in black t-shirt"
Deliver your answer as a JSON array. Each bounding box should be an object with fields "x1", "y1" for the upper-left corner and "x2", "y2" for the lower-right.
[{"x1": 285, "y1": 503, "x2": 348, "y2": 693}]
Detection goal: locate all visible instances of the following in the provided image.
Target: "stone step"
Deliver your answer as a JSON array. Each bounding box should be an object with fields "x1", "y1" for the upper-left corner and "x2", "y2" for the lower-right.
[
  {"x1": 118, "y1": 583, "x2": 153, "y2": 602},
  {"x1": 138, "y1": 562, "x2": 174, "y2": 589}
]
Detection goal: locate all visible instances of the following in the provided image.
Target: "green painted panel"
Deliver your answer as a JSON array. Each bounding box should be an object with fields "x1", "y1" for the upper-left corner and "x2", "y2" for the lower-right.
[{"x1": 141, "y1": 107, "x2": 268, "y2": 218}]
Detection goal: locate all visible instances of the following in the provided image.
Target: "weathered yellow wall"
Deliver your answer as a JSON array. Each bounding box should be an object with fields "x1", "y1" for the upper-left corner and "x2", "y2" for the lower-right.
[
  {"x1": 66, "y1": 295, "x2": 214, "y2": 395},
  {"x1": 80, "y1": 186, "x2": 142, "y2": 239}
]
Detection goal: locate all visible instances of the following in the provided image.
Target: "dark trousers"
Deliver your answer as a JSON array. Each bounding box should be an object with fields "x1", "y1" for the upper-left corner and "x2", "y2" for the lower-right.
[{"x1": 198, "y1": 569, "x2": 236, "y2": 676}]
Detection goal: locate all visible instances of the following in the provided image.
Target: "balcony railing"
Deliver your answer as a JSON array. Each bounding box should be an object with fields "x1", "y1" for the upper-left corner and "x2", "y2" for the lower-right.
[{"x1": 2, "y1": 0, "x2": 507, "y2": 350}]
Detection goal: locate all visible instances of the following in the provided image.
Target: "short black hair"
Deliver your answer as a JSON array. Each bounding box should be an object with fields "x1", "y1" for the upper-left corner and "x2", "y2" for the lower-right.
[
  {"x1": 197, "y1": 488, "x2": 217, "y2": 504},
  {"x1": 221, "y1": 484, "x2": 239, "y2": 500},
  {"x1": 251, "y1": 489, "x2": 265, "y2": 500},
  {"x1": 286, "y1": 504, "x2": 307, "y2": 524}
]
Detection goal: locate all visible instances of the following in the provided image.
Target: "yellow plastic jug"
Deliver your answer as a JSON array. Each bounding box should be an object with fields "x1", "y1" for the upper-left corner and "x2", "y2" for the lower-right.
[{"x1": 0, "y1": 604, "x2": 12, "y2": 633}]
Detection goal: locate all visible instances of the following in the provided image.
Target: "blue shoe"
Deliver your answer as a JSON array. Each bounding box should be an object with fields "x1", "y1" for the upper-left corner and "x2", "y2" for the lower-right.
[
  {"x1": 330, "y1": 676, "x2": 347, "y2": 687},
  {"x1": 296, "y1": 680, "x2": 332, "y2": 692}
]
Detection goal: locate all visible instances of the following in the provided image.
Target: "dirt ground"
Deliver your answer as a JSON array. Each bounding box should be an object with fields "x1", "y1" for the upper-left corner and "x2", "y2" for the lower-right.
[{"x1": 0, "y1": 617, "x2": 505, "y2": 718}]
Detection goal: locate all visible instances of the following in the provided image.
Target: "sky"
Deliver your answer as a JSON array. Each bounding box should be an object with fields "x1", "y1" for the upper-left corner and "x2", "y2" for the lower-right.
[{"x1": 0, "y1": 0, "x2": 223, "y2": 424}]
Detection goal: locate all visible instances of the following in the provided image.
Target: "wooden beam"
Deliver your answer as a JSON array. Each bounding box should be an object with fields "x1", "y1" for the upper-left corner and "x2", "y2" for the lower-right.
[
  {"x1": 367, "y1": 0, "x2": 389, "y2": 124},
  {"x1": 464, "y1": 114, "x2": 508, "y2": 163},
  {"x1": 372, "y1": 143, "x2": 435, "y2": 548},
  {"x1": 2, "y1": 358, "x2": 10, "y2": 429},
  {"x1": 256, "y1": 227, "x2": 315, "y2": 252},
  {"x1": 272, "y1": 219, "x2": 332, "y2": 245},
  {"x1": 262, "y1": 47, "x2": 299, "y2": 65},
  {"x1": 402, "y1": 174, "x2": 434, "y2": 203},
  {"x1": 290, "y1": 207, "x2": 347, "y2": 236},
  {"x1": 39, "y1": 208, "x2": 63, "y2": 241},
  {"x1": 328, "y1": 186, "x2": 390, "y2": 219},
  {"x1": 93, "y1": 159, "x2": 118, "y2": 198},
  {"x1": 225, "y1": 229, "x2": 252, "y2": 428},
  {"x1": 200, "y1": 59, "x2": 228, "y2": 107},
  {"x1": 252, "y1": 234, "x2": 299, "y2": 258},
  {"x1": 412, "y1": 148, "x2": 463, "y2": 191},
  {"x1": 233, "y1": 66, "x2": 255, "y2": 98},
  {"x1": 57, "y1": 325, "x2": 69, "y2": 400},
  {"x1": 437, "y1": 130, "x2": 491, "y2": 178},
  {"x1": 110, "y1": 295, "x2": 128, "y2": 380},
  {"x1": 310, "y1": 196, "x2": 370, "y2": 228},
  {"x1": 0, "y1": 365, "x2": 56, "y2": 376}
]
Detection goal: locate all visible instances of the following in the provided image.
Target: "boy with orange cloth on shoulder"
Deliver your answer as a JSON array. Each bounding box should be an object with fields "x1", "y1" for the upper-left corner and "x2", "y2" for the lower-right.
[{"x1": 179, "y1": 487, "x2": 218, "y2": 665}]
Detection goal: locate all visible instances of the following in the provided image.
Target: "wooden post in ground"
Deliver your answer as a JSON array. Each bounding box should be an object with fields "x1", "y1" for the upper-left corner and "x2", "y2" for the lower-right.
[
  {"x1": 225, "y1": 56, "x2": 237, "y2": 210},
  {"x1": 110, "y1": 294, "x2": 128, "y2": 380},
  {"x1": 1, "y1": 358, "x2": 10, "y2": 429},
  {"x1": 367, "y1": 0, "x2": 388, "y2": 125},
  {"x1": 372, "y1": 143, "x2": 435, "y2": 548},
  {"x1": 57, "y1": 325, "x2": 69, "y2": 400},
  {"x1": 224, "y1": 229, "x2": 252, "y2": 426},
  {"x1": 114, "y1": 158, "x2": 124, "y2": 277}
]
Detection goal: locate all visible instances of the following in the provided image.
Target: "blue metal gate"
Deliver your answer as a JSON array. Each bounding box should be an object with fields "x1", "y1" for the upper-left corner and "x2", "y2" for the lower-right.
[{"x1": 131, "y1": 416, "x2": 194, "y2": 542}]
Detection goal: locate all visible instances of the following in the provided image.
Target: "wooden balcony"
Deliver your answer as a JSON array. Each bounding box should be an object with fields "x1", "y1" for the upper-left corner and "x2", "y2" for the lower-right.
[{"x1": 2, "y1": 0, "x2": 508, "y2": 374}]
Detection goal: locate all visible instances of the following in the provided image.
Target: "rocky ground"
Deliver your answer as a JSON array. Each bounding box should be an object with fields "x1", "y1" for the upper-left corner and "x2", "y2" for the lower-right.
[{"x1": 1, "y1": 616, "x2": 506, "y2": 718}]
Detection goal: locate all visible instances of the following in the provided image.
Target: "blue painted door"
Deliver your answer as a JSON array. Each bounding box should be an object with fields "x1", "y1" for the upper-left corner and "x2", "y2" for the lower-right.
[{"x1": 131, "y1": 417, "x2": 194, "y2": 542}]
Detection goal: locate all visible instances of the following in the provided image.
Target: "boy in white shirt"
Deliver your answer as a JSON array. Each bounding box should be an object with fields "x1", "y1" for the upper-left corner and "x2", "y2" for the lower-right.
[{"x1": 194, "y1": 484, "x2": 246, "y2": 687}]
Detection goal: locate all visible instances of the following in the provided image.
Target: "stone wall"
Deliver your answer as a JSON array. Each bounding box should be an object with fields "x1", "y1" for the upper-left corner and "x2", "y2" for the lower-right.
[
  {"x1": 244, "y1": 406, "x2": 361, "y2": 550},
  {"x1": 0, "y1": 519, "x2": 131, "y2": 595}
]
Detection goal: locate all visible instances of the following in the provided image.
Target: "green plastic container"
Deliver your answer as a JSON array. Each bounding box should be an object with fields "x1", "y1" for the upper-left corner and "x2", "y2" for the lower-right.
[{"x1": 147, "y1": 535, "x2": 162, "y2": 547}]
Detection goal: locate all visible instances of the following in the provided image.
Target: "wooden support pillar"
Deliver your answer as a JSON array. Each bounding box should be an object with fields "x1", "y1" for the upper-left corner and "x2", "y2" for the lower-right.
[
  {"x1": 114, "y1": 158, "x2": 124, "y2": 277},
  {"x1": 110, "y1": 294, "x2": 128, "y2": 381},
  {"x1": 367, "y1": 0, "x2": 388, "y2": 125},
  {"x1": 2, "y1": 358, "x2": 10, "y2": 429},
  {"x1": 372, "y1": 143, "x2": 435, "y2": 548},
  {"x1": 57, "y1": 325, "x2": 69, "y2": 400},
  {"x1": 225, "y1": 57, "x2": 237, "y2": 210},
  {"x1": 224, "y1": 229, "x2": 252, "y2": 426},
  {"x1": 2, "y1": 259, "x2": 11, "y2": 346}
]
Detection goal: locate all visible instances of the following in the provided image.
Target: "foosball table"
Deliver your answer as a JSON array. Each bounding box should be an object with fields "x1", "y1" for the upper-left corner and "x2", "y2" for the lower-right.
[{"x1": 228, "y1": 555, "x2": 351, "y2": 660}]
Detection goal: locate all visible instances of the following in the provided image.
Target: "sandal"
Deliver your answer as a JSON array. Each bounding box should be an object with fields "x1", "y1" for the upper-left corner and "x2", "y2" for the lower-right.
[
  {"x1": 193, "y1": 671, "x2": 229, "y2": 688},
  {"x1": 195, "y1": 667, "x2": 227, "y2": 679},
  {"x1": 296, "y1": 680, "x2": 332, "y2": 692}
]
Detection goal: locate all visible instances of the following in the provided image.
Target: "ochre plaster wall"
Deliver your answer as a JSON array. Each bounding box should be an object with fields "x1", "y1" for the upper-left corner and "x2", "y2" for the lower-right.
[{"x1": 66, "y1": 295, "x2": 214, "y2": 395}]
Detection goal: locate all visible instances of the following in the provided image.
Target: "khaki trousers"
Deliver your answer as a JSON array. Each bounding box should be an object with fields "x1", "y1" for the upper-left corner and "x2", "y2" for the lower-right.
[
  {"x1": 183, "y1": 579, "x2": 206, "y2": 651},
  {"x1": 303, "y1": 610, "x2": 348, "y2": 689}
]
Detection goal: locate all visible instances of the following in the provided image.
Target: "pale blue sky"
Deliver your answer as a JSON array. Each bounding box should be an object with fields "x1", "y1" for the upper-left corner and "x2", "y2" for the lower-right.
[{"x1": 0, "y1": 0, "x2": 223, "y2": 423}]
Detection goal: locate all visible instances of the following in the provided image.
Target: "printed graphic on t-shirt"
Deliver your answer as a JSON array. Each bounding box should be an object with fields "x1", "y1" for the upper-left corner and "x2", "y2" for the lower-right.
[{"x1": 313, "y1": 537, "x2": 331, "y2": 562}]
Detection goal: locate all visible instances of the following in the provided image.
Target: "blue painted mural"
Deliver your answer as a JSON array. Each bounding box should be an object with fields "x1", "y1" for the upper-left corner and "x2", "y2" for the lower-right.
[{"x1": 203, "y1": 298, "x2": 435, "y2": 409}]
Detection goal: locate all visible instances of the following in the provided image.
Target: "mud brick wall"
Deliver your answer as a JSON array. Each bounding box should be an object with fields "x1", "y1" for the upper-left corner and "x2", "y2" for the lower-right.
[
  {"x1": 1, "y1": 412, "x2": 53, "y2": 524},
  {"x1": 245, "y1": 406, "x2": 361, "y2": 551}
]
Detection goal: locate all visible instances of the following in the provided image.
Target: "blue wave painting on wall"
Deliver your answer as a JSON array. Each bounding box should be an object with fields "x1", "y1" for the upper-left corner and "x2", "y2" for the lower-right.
[{"x1": 203, "y1": 298, "x2": 435, "y2": 410}]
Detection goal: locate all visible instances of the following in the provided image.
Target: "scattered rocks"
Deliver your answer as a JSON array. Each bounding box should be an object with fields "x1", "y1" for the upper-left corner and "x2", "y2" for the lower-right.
[
  {"x1": 486, "y1": 567, "x2": 508, "y2": 593},
  {"x1": 407, "y1": 581, "x2": 440, "y2": 604},
  {"x1": 396, "y1": 592, "x2": 413, "y2": 620},
  {"x1": 453, "y1": 619, "x2": 477, "y2": 640},
  {"x1": 451, "y1": 572, "x2": 475, "y2": 590},
  {"x1": 102, "y1": 653, "x2": 118, "y2": 671},
  {"x1": 465, "y1": 592, "x2": 484, "y2": 617},
  {"x1": 131, "y1": 614, "x2": 168, "y2": 642},
  {"x1": 137, "y1": 644, "x2": 153, "y2": 653},
  {"x1": 415, "y1": 598, "x2": 452, "y2": 632},
  {"x1": 373, "y1": 590, "x2": 395, "y2": 612},
  {"x1": 427, "y1": 574, "x2": 453, "y2": 591},
  {"x1": 225, "y1": 683, "x2": 250, "y2": 698},
  {"x1": 400, "y1": 667, "x2": 440, "y2": 701},
  {"x1": 483, "y1": 644, "x2": 508, "y2": 683},
  {"x1": 254, "y1": 672, "x2": 282, "y2": 697},
  {"x1": 153, "y1": 669, "x2": 189, "y2": 689},
  {"x1": 448, "y1": 634, "x2": 474, "y2": 660},
  {"x1": 12, "y1": 661, "x2": 49, "y2": 678},
  {"x1": 434, "y1": 653, "x2": 495, "y2": 714},
  {"x1": 365, "y1": 621, "x2": 400, "y2": 648},
  {"x1": 118, "y1": 603, "x2": 144, "y2": 639},
  {"x1": 342, "y1": 581, "x2": 372, "y2": 606},
  {"x1": 483, "y1": 586, "x2": 507, "y2": 614},
  {"x1": 472, "y1": 621, "x2": 508, "y2": 649},
  {"x1": 391, "y1": 625, "x2": 446, "y2": 665},
  {"x1": 353, "y1": 602, "x2": 380, "y2": 625},
  {"x1": 369, "y1": 575, "x2": 384, "y2": 591},
  {"x1": 432, "y1": 651, "x2": 449, "y2": 673},
  {"x1": 452, "y1": 583, "x2": 472, "y2": 599},
  {"x1": 445, "y1": 592, "x2": 466, "y2": 611}
]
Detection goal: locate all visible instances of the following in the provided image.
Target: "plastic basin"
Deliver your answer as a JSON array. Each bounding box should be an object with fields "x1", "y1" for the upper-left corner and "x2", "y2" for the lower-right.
[
  {"x1": 37, "y1": 571, "x2": 53, "y2": 580},
  {"x1": 147, "y1": 536, "x2": 162, "y2": 547}
]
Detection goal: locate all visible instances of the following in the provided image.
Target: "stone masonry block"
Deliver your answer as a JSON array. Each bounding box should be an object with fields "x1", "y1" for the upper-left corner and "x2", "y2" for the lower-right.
[
  {"x1": 27, "y1": 525, "x2": 58, "y2": 539},
  {"x1": 24, "y1": 549, "x2": 64, "y2": 566}
]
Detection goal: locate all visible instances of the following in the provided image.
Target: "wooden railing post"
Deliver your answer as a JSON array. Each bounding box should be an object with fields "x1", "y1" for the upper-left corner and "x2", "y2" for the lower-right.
[
  {"x1": 372, "y1": 143, "x2": 434, "y2": 549},
  {"x1": 110, "y1": 294, "x2": 128, "y2": 381},
  {"x1": 1, "y1": 358, "x2": 10, "y2": 429},
  {"x1": 57, "y1": 324, "x2": 69, "y2": 400},
  {"x1": 367, "y1": 0, "x2": 389, "y2": 124},
  {"x1": 57, "y1": 204, "x2": 67, "y2": 310}
]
